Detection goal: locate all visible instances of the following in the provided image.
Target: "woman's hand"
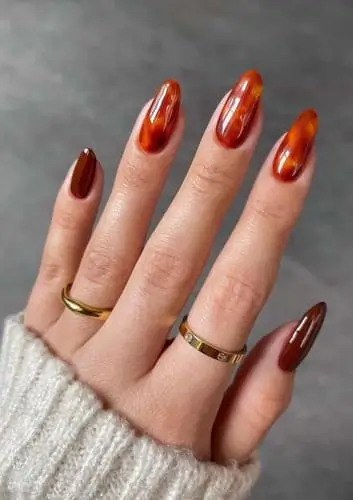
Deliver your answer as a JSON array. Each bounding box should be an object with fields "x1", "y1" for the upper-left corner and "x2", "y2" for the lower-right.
[{"x1": 24, "y1": 71, "x2": 326, "y2": 464}]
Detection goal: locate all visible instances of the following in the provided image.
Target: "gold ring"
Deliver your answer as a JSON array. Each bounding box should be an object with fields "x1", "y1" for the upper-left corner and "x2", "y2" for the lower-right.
[
  {"x1": 61, "y1": 283, "x2": 112, "y2": 321},
  {"x1": 179, "y1": 315, "x2": 247, "y2": 365}
]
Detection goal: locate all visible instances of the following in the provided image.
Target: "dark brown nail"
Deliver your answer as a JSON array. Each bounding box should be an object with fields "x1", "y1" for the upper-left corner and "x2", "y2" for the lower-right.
[
  {"x1": 70, "y1": 148, "x2": 97, "y2": 199},
  {"x1": 139, "y1": 80, "x2": 181, "y2": 153},
  {"x1": 278, "y1": 302, "x2": 327, "y2": 372}
]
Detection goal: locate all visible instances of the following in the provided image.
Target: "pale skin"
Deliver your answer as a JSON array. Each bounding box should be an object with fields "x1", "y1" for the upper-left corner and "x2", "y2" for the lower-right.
[{"x1": 24, "y1": 90, "x2": 316, "y2": 465}]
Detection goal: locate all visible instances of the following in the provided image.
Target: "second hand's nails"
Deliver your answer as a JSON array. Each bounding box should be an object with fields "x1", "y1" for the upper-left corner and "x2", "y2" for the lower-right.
[
  {"x1": 216, "y1": 69, "x2": 263, "y2": 149},
  {"x1": 273, "y1": 109, "x2": 318, "y2": 182},
  {"x1": 70, "y1": 148, "x2": 97, "y2": 199},
  {"x1": 278, "y1": 301, "x2": 327, "y2": 372},
  {"x1": 139, "y1": 79, "x2": 181, "y2": 153}
]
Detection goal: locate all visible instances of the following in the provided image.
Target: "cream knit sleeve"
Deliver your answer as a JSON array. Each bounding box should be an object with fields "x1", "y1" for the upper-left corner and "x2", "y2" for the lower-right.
[{"x1": 0, "y1": 314, "x2": 260, "y2": 500}]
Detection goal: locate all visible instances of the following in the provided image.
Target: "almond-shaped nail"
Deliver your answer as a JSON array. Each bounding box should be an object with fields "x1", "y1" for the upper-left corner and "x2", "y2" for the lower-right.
[
  {"x1": 70, "y1": 148, "x2": 97, "y2": 199},
  {"x1": 216, "y1": 70, "x2": 263, "y2": 148},
  {"x1": 273, "y1": 109, "x2": 318, "y2": 182},
  {"x1": 278, "y1": 302, "x2": 327, "y2": 372},
  {"x1": 139, "y1": 80, "x2": 181, "y2": 153}
]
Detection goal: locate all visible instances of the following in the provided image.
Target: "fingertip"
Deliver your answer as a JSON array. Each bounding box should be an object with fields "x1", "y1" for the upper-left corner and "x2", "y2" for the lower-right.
[
  {"x1": 206, "y1": 91, "x2": 263, "y2": 152},
  {"x1": 213, "y1": 70, "x2": 263, "y2": 150},
  {"x1": 132, "y1": 84, "x2": 185, "y2": 157},
  {"x1": 278, "y1": 301, "x2": 327, "y2": 373},
  {"x1": 63, "y1": 148, "x2": 104, "y2": 203},
  {"x1": 272, "y1": 109, "x2": 318, "y2": 182}
]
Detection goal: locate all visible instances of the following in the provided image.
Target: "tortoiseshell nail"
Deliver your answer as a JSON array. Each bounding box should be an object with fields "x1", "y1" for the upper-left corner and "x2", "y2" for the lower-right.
[
  {"x1": 216, "y1": 70, "x2": 263, "y2": 148},
  {"x1": 139, "y1": 80, "x2": 181, "y2": 153},
  {"x1": 273, "y1": 109, "x2": 318, "y2": 182}
]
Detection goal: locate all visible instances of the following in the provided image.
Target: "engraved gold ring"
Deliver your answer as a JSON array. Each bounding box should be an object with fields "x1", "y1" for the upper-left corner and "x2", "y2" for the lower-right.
[{"x1": 179, "y1": 315, "x2": 247, "y2": 365}]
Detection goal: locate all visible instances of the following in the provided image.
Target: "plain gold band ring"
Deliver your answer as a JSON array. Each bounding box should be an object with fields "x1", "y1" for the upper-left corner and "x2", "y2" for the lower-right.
[
  {"x1": 61, "y1": 283, "x2": 112, "y2": 321},
  {"x1": 179, "y1": 315, "x2": 247, "y2": 365}
]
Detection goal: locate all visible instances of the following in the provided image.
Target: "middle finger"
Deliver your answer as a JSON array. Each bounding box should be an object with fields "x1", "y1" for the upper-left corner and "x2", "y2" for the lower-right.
[
  {"x1": 163, "y1": 108, "x2": 318, "y2": 402},
  {"x1": 81, "y1": 70, "x2": 264, "y2": 376}
]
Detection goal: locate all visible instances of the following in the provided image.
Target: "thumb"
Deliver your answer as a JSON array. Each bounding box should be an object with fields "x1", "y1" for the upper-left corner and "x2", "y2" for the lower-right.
[{"x1": 212, "y1": 301, "x2": 327, "y2": 464}]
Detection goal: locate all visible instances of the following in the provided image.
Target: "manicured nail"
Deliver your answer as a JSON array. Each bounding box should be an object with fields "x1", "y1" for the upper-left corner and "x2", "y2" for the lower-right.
[
  {"x1": 139, "y1": 80, "x2": 181, "y2": 153},
  {"x1": 70, "y1": 148, "x2": 97, "y2": 199},
  {"x1": 278, "y1": 301, "x2": 327, "y2": 372},
  {"x1": 273, "y1": 109, "x2": 318, "y2": 182},
  {"x1": 216, "y1": 70, "x2": 263, "y2": 148}
]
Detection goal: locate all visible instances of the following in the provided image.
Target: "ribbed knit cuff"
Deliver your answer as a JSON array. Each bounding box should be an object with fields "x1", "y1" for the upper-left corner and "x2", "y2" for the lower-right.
[{"x1": 0, "y1": 314, "x2": 260, "y2": 500}]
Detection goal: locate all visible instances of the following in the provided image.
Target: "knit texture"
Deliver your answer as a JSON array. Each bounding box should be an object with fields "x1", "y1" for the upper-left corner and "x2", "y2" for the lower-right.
[{"x1": 0, "y1": 314, "x2": 260, "y2": 499}]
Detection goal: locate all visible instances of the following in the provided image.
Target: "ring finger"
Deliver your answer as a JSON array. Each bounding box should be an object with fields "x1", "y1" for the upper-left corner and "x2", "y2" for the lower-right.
[{"x1": 164, "y1": 108, "x2": 318, "y2": 410}]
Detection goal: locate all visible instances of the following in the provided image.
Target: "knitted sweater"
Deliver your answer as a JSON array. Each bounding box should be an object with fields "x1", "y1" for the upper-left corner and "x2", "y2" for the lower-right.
[{"x1": 0, "y1": 314, "x2": 260, "y2": 499}]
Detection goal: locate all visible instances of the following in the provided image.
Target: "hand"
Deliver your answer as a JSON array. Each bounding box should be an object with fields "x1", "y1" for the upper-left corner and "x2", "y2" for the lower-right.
[{"x1": 24, "y1": 71, "x2": 326, "y2": 464}]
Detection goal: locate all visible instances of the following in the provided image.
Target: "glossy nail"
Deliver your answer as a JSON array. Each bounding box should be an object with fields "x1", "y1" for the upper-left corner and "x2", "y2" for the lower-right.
[
  {"x1": 278, "y1": 302, "x2": 327, "y2": 372},
  {"x1": 139, "y1": 80, "x2": 181, "y2": 153},
  {"x1": 273, "y1": 109, "x2": 318, "y2": 182},
  {"x1": 216, "y1": 70, "x2": 263, "y2": 148},
  {"x1": 70, "y1": 148, "x2": 97, "y2": 199}
]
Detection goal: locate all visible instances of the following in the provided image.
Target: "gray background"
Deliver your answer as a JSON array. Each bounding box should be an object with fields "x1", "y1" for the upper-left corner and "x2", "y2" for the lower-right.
[{"x1": 1, "y1": 0, "x2": 353, "y2": 498}]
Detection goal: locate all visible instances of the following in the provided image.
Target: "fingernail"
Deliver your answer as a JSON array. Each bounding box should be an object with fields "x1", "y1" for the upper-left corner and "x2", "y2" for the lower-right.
[
  {"x1": 70, "y1": 148, "x2": 97, "y2": 199},
  {"x1": 278, "y1": 301, "x2": 327, "y2": 372},
  {"x1": 216, "y1": 70, "x2": 263, "y2": 148},
  {"x1": 139, "y1": 79, "x2": 181, "y2": 153},
  {"x1": 273, "y1": 109, "x2": 318, "y2": 182}
]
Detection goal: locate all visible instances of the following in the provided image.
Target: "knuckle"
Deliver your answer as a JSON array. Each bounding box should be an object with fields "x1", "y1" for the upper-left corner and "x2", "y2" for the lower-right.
[
  {"x1": 190, "y1": 160, "x2": 235, "y2": 196},
  {"x1": 53, "y1": 207, "x2": 78, "y2": 232},
  {"x1": 40, "y1": 258, "x2": 65, "y2": 284},
  {"x1": 247, "y1": 390, "x2": 291, "y2": 431},
  {"x1": 142, "y1": 246, "x2": 189, "y2": 291},
  {"x1": 213, "y1": 272, "x2": 264, "y2": 319},
  {"x1": 250, "y1": 198, "x2": 293, "y2": 231},
  {"x1": 137, "y1": 390, "x2": 201, "y2": 451},
  {"x1": 121, "y1": 156, "x2": 154, "y2": 191},
  {"x1": 83, "y1": 247, "x2": 117, "y2": 285}
]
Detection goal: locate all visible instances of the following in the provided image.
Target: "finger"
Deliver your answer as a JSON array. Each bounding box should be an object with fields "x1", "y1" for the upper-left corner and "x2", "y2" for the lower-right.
[
  {"x1": 83, "y1": 70, "x2": 264, "y2": 375},
  {"x1": 168, "y1": 109, "x2": 318, "y2": 396},
  {"x1": 25, "y1": 149, "x2": 103, "y2": 334},
  {"x1": 212, "y1": 302, "x2": 327, "y2": 463},
  {"x1": 47, "y1": 80, "x2": 183, "y2": 355}
]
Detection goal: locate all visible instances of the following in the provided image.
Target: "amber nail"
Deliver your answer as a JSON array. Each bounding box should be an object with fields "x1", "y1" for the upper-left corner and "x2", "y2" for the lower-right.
[
  {"x1": 273, "y1": 109, "x2": 318, "y2": 182},
  {"x1": 70, "y1": 148, "x2": 97, "y2": 199},
  {"x1": 139, "y1": 80, "x2": 181, "y2": 153},
  {"x1": 216, "y1": 70, "x2": 263, "y2": 149},
  {"x1": 278, "y1": 302, "x2": 327, "y2": 372}
]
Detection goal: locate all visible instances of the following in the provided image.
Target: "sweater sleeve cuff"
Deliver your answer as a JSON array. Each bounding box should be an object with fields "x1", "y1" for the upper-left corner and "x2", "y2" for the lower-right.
[{"x1": 0, "y1": 313, "x2": 260, "y2": 500}]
